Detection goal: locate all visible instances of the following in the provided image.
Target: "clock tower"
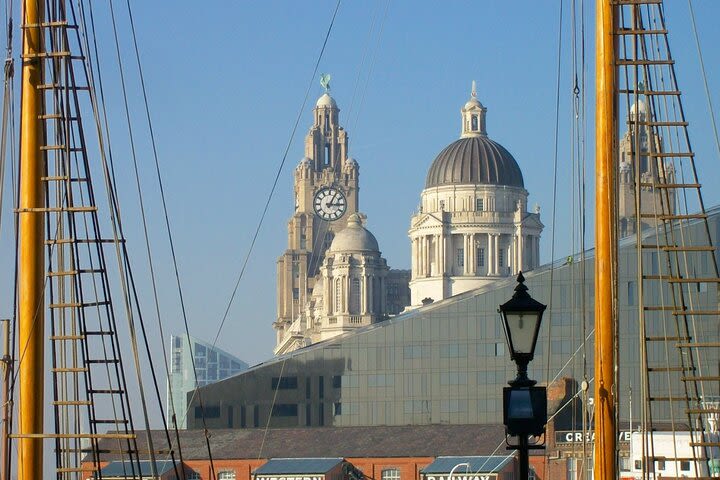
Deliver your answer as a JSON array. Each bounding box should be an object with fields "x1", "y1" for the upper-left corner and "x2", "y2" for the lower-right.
[{"x1": 274, "y1": 90, "x2": 359, "y2": 349}]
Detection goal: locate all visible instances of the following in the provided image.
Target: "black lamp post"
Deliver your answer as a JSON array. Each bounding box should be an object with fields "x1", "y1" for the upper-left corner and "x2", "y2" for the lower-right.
[{"x1": 498, "y1": 272, "x2": 547, "y2": 480}]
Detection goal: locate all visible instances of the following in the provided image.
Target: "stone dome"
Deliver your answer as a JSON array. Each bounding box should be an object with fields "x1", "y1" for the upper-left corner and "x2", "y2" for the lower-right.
[
  {"x1": 425, "y1": 135, "x2": 524, "y2": 188},
  {"x1": 329, "y1": 213, "x2": 379, "y2": 253},
  {"x1": 316, "y1": 93, "x2": 337, "y2": 109},
  {"x1": 464, "y1": 97, "x2": 483, "y2": 110}
]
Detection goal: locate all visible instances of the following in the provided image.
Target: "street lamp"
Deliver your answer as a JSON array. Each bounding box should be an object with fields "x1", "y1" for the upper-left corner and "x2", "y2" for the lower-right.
[
  {"x1": 498, "y1": 272, "x2": 547, "y2": 480},
  {"x1": 448, "y1": 462, "x2": 470, "y2": 480}
]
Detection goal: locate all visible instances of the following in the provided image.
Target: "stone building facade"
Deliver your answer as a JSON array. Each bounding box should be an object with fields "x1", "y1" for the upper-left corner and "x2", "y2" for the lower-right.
[{"x1": 409, "y1": 85, "x2": 543, "y2": 306}]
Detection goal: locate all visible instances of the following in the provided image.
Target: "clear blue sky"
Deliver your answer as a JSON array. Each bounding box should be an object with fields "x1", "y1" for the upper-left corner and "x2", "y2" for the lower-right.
[{"x1": 2, "y1": 1, "x2": 720, "y2": 369}]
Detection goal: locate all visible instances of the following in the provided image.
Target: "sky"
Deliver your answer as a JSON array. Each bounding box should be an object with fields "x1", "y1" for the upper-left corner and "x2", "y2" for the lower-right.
[{"x1": 2, "y1": 0, "x2": 720, "y2": 373}]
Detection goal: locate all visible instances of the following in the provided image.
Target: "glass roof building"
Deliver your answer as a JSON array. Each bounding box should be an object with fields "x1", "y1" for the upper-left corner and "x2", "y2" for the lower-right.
[{"x1": 189, "y1": 208, "x2": 720, "y2": 431}]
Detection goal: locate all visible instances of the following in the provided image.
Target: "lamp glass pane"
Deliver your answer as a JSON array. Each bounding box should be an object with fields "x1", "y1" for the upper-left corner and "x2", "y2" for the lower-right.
[
  {"x1": 507, "y1": 389, "x2": 534, "y2": 419},
  {"x1": 505, "y1": 311, "x2": 539, "y2": 354}
]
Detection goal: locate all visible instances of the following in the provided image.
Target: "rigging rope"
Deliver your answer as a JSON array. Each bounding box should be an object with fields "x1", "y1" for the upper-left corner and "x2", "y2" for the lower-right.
[
  {"x1": 686, "y1": 0, "x2": 720, "y2": 164},
  {"x1": 543, "y1": 0, "x2": 563, "y2": 388}
]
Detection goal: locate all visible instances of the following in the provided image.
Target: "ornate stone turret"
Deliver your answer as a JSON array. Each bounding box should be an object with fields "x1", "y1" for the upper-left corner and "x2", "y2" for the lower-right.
[{"x1": 275, "y1": 88, "x2": 360, "y2": 352}]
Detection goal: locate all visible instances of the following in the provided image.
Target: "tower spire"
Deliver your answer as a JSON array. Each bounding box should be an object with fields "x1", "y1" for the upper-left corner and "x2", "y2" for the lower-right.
[{"x1": 471, "y1": 80, "x2": 477, "y2": 98}]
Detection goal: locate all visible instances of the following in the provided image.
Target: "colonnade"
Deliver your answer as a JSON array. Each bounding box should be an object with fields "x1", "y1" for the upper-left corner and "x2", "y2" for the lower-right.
[
  {"x1": 411, "y1": 231, "x2": 539, "y2": 279},
  {"x1": 325, "y1": 270, "x2": 386, "y2": 316}
]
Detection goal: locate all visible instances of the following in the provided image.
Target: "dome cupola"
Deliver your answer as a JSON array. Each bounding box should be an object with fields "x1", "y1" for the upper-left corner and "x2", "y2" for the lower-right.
[
  {"x1": 329, "y1": 213, "x2": 379, "y2": 253},
  {"x1": 316, "y1": 93, "x2": 338, "y2": 109},
  {"x1": 425, "y1": 84, "x2": 524, "y2": 189}
]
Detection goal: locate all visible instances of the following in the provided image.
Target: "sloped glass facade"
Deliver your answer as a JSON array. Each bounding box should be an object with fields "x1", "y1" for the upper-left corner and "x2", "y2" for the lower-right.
[{"x1": 190, "y1": 209, "x2": 720, "y2": 430}]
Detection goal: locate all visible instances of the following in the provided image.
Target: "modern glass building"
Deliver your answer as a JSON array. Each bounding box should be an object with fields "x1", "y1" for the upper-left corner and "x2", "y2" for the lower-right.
[
  {"x1": 168, "y1": 334, "x2": 248, "y2": 428},
  {"x1": 189, "y1": 208, "x2": 720, "y2": 430}
]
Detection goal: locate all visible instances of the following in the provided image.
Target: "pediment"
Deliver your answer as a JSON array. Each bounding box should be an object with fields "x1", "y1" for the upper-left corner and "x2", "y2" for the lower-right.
[
  {"x1": 521, "y1": 213, "x2": 544, "y2": 229},
  {"x1": 411, "y1": 213, "x2": 444, "y2": 229}
]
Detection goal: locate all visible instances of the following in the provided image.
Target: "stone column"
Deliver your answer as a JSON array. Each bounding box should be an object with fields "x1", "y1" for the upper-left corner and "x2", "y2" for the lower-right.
[
  {"x1": 518, "y1": 233, "x2": 524, "y2": 272},
  {"x1": 325, "y1": 273, "x2": 332, "y2": 314},
  {"x1": 494, "y1": 234, "x2": 500, "y2": 276},
  {"x1": 344, "y1": 275, "x2": 349, "y2": 314},
  {"x1": 411, "y1": 237, "x2": 417, "y2": 279},
  {"x1": 361, "y1": 274, "x2": 368, "y2": 314},
  {"x1": 467, "y1": 233, "x2": 475, "y2": 275},
  {"x1": 487, "y1": 233, "x2": 494, "y2": 275},
  {"x1": 425, "y1": 236, "x2": 431, "y2": 277},
  {"x1": 368, "y1": 276, "x2": 374, "y2": 314},
  {"x1": 440, "y1": 233, "x2": 446, "y2": 275},
  {"x1": 416, "y1": 237, "x2": 421, "y2": 276},
  {"x1": 464, "y1": 234, "x2": 470, "y2": 275}
]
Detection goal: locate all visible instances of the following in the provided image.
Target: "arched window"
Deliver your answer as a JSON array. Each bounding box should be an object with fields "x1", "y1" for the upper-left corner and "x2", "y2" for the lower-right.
[
  {"x1": 349, "y1": 277, "x2": 361, "y2": 314},
  {"x1": 471, "y1": 114, "x2": 478, "y2": 131},
  {"x1": 335, "y1": 277, "x2": 343, "y2": 313}
]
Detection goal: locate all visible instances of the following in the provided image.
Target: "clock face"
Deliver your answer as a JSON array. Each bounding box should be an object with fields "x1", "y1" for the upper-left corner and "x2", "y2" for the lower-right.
[{"x1": 313, "y1": 187, "x2": 347, "y2": 221}]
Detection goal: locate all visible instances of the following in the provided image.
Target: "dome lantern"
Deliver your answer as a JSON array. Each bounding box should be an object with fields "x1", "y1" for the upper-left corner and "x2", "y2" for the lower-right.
[{"x1": 461, "y1": 80, "x2": 487, "y2": 138}]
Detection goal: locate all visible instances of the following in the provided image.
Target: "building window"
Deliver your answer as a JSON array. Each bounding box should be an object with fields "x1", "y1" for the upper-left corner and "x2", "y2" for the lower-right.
[
  {"x1": 253, "y1": 405, "x2": 259, "y2": 427},
  {"x1": 627, "y1": 281, "x2": 636, "y2": 305},
  {"x1": 477, "y1": 247, "x2": 485, "y2": 267},
  {"x1": 439, "y1": 200, "x2": 445, "y2": 210},
  {"x1": 680, "y1": 461, "x2": 691, "y2": 472},
  {"x1": 319, "y1": 376, "x2": 325, "y2": 399},
  {"x1": 528, "y1": 468, "x2": 537, "y2": 480},
  {"x1": 333, "y1": 402, "x2": 342, "y2": 416},
  {"x1": 324, "y1": 114, "x2": 329, "y2": 131},
  {"x1": 300, "y1": 234, "x2": 307, "y2": 249},
  {"x1": 186, "y1": 472, "x2": 201, "y2": 480},
  {"x1": 271, "y1": 377, "x2": 298, "y2": 390},
  {"x1": 498, "y1": 248, "x2": 504, "y2": 267},
  {"x1": 494, "y1": 343, "x2": 505, "y2": 357},
  {"x1": 476, "y1": 198, "x2": 484, "y2": 211},
  {"x1": 332, "y1": 375, "x2": 342, "y2": 388},
  {"x1": 305, "y1": 403, "x2": 311, "y2": 426},
  {"x1": 350, "y1": 277, "x2": 361, "y2": 314},
  {"x1": 457, "y1": 248, "x2": 464, "y2": 267},
  {"x1": 382, "y1": 468, "x2": 401, "y2": 480},
  {"x1": 292, "y1": 262, "x2": 300, "y2": 278},
  {"x1": 656, "y1": 458, "x2": 665, "y2": 471},
  {"x1": 471, "y1": 115, "x2": 478, "y2": 131},
  {"x1": 293, "y1": 288, "x2": 299, "y2": 300},
  {"x1": 335, "y1": 278, "x2": 342, "y2": 312},
  {"x1": 218, "y1": 471, "x2": 236, "y2": 480},
  {"x1": 271, "y1": 404, "x2": 298, "y2": 417},
  {"x1": 325, "y1": 144, "x2": 331, "y2": 165}
]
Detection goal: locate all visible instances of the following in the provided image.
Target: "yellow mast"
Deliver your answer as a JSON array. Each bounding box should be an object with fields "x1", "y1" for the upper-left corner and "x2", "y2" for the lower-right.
[
  {"x1": 594, "y1": 0, "x2": 617, "y2": 479},
  {"x1": 17, "y1": 0, "x2": 45, "y2": 478}
]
